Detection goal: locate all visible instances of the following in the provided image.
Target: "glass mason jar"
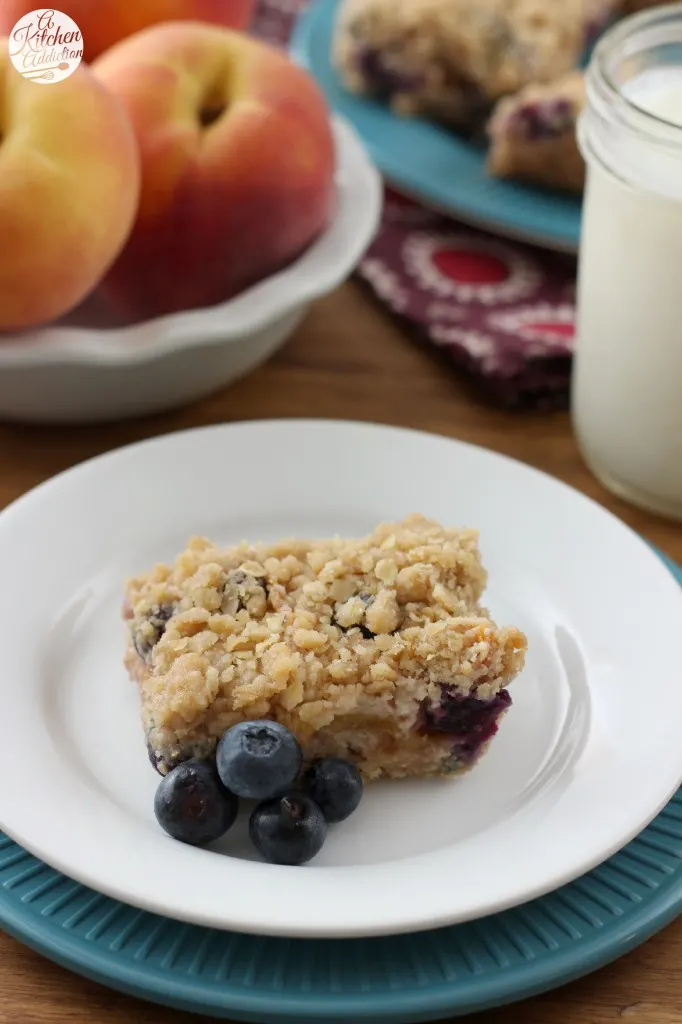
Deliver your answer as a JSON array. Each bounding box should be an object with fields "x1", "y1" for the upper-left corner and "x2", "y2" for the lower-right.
[{"x1": 575, "y1": 4, "x2": 682, "y2": 521}]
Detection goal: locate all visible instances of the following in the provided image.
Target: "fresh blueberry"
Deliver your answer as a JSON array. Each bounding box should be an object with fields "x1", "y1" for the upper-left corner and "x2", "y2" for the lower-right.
[
  {"x1": 300, "y1": 758, "x2": 363, "y2": 823},
  {"x1": 249, "y1": 793, "x2": 327, "y2": 865},
  {"x1": 216, "y1": 720, "x2": 302, "y2": 800},
  {"x1": 154, "y1": 759, "x2": 238, "y2": 845}
]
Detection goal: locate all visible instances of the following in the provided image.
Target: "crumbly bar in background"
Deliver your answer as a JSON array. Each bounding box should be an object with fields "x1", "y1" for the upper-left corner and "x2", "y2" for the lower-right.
[
  {"x1": 124, "y1": 514, "x2": 527, "y2": 781},
  {"x1": 334, "y1": 0, "x2": 600, "y2": 129},
  {"x1": 487, "y1": 70, "x2": 586, "y2": 192},
  {"x1": 620, "y1": 0, "x2": 663, "y2": 11},
  {"x1": 585, "y1": 0, "x2": 619, "y2": 38}
]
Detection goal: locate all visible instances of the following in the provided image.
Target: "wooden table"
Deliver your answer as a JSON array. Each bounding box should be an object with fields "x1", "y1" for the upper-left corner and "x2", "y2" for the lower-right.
[{"x1": 0, "y1": 282, "x2": 680, "y2": 1024}]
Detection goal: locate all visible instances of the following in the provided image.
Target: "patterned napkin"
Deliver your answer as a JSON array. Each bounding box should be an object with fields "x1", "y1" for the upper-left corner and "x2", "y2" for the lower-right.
[{"x1": 252, "y1": 0, "x2": 577, "y2": 410}]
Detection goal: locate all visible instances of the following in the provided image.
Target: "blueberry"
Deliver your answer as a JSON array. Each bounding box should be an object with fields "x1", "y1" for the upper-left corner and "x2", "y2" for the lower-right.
[
  {"x1": 147, "y1": 743, "x2": 180, "y2": 776},
  {"x1": 216, "y1": 720, "x2": 302, "y2": 800},
  {"x1": 333, "y1": 592, "x2": 376, "y2": 639},
  {"x1": 133, "y1": 603, "x2": 175, "y2": 661},
  {"x1": 419, "y1": 688, "x2": 512, "y2": 766},
  {"x1": 147, "y1": 743, "x2": 209, "y2": 777},
  {"x1": 420, "y1": 687, "x2": 511, "y2": 736},
  {"x1": 300, "y1": 758, "x2": 363, "y2": 823},
  {"x1": 154, "y1": 759, "x2": 238, "y2": 845},
  {"x1": 512, "y1": 99, "x2": 574, "y2": 142},
  {"x1": 148, "y1": 742, "x2": 163, "y2": 773},
  {"x1": 249, "y1": 793, "x2": 327, "y2": 865},
  {"x1": 356, "y1": 45, "x2": 424, "y2": 98},
  {"x1": 221, "y1": 569, "x2": 268, "y2": 617}
]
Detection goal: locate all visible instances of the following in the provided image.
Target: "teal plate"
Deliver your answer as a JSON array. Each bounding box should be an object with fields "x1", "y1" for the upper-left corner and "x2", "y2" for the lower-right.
[
  {"x1": 291, "y1": 0, "x2": 583, "y2": 252},
  {"x1": 1, "y1": 549, "x2": 681, "y2": 1022}
]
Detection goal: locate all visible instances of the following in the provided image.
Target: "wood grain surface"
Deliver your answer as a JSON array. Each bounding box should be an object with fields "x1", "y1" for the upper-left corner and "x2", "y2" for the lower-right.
[{"x1": 0, "y1": 282, "x2": 680, "y2": 1024}]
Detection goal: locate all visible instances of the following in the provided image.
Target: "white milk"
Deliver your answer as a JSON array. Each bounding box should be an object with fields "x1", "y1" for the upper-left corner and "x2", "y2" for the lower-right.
[{"x1": 575, "y1": 41, "x2": 682, "y2": 519}]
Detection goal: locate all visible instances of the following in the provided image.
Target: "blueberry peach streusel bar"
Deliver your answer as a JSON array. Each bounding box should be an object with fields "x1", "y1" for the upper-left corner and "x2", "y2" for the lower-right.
[
  {"x1": 124, "y1": 515, "x2": 527, "y2": 781},
  {"x1": 487, "y1": 70, "x2": 586, "y2": 192},
  {"x1": 334, "y1": 0, "x2": 606, "y2": 130}
]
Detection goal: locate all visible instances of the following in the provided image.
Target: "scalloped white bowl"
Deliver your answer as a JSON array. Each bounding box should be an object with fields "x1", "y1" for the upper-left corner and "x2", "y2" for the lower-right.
[{"x1": 0, "y1": 118, "x2": 381, "y2": 424}]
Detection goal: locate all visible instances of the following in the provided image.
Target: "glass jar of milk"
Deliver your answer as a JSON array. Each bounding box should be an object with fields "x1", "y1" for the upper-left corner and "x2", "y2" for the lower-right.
[{"x1": 575, "y1": 4, "x2": 682, "y2": 521}]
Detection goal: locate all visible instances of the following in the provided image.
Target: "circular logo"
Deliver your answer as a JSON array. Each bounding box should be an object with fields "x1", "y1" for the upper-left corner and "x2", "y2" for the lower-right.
[{"x1": 8, "y1": 8, "x2": 83, "y2": 84}]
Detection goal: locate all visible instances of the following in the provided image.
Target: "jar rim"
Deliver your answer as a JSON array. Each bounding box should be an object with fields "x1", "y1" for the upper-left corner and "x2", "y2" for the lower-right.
[
  {"x1": 580, "y1": 2, "x2": 682, "y2": 198},
  {"x1": 590, "y1": 1, "x2": 682, "y2": 135}
]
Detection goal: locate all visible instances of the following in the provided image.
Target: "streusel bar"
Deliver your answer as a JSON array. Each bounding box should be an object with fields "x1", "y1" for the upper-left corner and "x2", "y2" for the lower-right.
[
  {"x1": 621, "y1": 0, "x2": 660, "y2": 11},
  {"x1": 487, "y1": 70, "x2": 585, "y2": 192},
  {"x1": 124, "y1": 515, "x2": 527, "y2": 781},
  {"x1": 334, "y1": 0, "x2": 604, "y2": 129}
]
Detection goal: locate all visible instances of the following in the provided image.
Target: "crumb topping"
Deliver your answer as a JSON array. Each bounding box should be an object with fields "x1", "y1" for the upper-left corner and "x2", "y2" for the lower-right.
[{"x1": 124, "y1": 515, "x2": 526, "y2": 779}]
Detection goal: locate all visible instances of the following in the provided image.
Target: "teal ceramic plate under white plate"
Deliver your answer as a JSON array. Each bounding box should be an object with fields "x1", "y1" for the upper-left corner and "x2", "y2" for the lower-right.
[
  {"x1": 0, "y1": 545, "x2": 681, "y2": 1020},
  {"x1": 291, "y1": 0, "x2": 583, "y2": 252},
  {"x1": 1, "y1": 420, "x2": 682, "y2": 942}
]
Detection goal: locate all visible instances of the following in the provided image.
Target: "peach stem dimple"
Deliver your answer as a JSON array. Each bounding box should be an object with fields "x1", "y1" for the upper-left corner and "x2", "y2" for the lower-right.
[
  {"x1": 197, "y1": 79, "x2": 229, "y2": 129},
  {"x1": 199, "y1": 103, "x2": 225, "y2": 128}
]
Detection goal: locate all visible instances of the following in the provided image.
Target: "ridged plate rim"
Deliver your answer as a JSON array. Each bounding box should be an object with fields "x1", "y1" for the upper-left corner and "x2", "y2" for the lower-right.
[{"x1": 1, "y1": 550, "x2": 680, "y2": 1023}]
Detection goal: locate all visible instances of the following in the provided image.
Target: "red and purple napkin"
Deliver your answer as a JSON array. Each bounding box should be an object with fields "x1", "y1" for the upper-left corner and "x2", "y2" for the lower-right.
[{"x1": 252, "y1": 0, "x2": 577, "y2": 410}]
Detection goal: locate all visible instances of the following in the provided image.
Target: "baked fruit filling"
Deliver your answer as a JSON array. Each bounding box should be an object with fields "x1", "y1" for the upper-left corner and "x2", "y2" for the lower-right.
[{"x1": 420, "y1": 687, "x2": 513, "y2": 767}]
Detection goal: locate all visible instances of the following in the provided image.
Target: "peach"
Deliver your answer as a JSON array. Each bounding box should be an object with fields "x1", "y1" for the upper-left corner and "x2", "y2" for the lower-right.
[
  {"x1": 0, "y1": 47, "x2": 139, "y2": 331},
  {"x1": 92, "y1": 21, "x2": 335, "y2": 321},
  {"x1": 0, "y1": 0, "x2": 255, "y2": 63}
]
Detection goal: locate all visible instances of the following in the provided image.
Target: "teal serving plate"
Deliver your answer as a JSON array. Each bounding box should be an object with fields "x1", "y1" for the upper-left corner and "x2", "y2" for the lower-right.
[{"x1": 291, "y1": 0, "x2": 583, "y2": 252}]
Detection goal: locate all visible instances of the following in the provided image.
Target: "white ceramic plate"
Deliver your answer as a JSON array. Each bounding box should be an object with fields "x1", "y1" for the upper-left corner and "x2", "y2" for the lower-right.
[{"x1": 1, "y1": 420, "x2": 681, "y2": 939}]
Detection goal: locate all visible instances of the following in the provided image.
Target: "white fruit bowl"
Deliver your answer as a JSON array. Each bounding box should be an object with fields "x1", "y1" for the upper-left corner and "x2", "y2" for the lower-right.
[{"x1": 0, "y1": 117, "x2": 381, "y2": 424}]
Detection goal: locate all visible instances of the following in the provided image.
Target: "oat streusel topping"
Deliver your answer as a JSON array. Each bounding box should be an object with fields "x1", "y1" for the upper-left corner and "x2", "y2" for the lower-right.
[
  {"x1": 124, "y1": 515, "x2": 527, "y2": 780},
  {"x1": 334, "y1": 0, "x2": 603, "y2": 127}
]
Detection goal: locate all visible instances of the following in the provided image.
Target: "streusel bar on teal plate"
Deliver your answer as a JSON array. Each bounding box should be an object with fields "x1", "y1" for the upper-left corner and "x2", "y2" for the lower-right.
[{"x1": 333, "y1": 0, "x2": 610, "y2": 129}]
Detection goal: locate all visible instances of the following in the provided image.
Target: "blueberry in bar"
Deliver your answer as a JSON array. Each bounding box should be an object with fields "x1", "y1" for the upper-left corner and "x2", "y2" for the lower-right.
[
  {"x1": 334, "y1": 0, "x2": 599, "y2": 130},
  {"x1": 487, "y1": 70, "x2": 586, "y2": 192},
  {"x1": 123, "y1": 514, "x2": 527, "y2": 781}
]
